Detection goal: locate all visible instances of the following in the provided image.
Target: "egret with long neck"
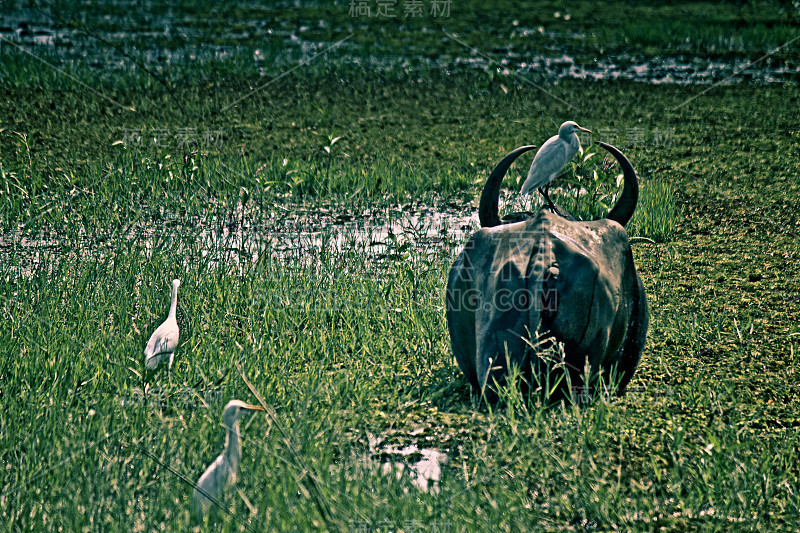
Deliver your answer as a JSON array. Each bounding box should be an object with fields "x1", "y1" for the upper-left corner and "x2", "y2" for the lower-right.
[
  {"x1": 520, "y1": 121, "x2": 592, "y2": 211},
  {"x1": 144, "y1": 278, "x2": 180, "y2": 370},
  {"x1": 191, "y1": 400, "x2": 265, "y2": 520}
]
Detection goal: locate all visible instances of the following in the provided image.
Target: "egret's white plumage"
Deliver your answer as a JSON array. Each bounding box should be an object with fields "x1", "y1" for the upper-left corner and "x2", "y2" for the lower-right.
[
  {"x1": 191, "y1": 400, "x2": 265, "y2": 520},
  {"x1": 520, "y1": 121, "x2": 593, "y2": 201},
  {"x1": 144, "y1": 278, "x2": 180, "y2": 370}
]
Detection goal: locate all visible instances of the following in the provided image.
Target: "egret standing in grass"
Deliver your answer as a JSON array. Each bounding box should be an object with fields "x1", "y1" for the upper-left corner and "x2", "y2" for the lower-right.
[
  {"x1": 144, "y1": 278, "x2": 180, "y2": 370},
  {"x1": 191, "y1": 400, "x2": 265, "y2": 521},
  {"x1": 520, "y1": 121, "x2": 593, "y2": 211}
]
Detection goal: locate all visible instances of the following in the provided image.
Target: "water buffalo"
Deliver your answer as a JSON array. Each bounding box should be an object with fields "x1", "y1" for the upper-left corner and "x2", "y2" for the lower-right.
[{"x1": 446, "y1": 142, "x2": 648, "y2": 401}]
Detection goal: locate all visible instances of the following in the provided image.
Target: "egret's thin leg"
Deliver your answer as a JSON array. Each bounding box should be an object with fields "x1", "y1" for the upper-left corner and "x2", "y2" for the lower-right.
[
  {"x1": 540, "y1": 184, "x2": 565, "y2": 217},
  {"x1": 540, "y1": 184, "x2": 556, "y2": 212},
  {"x1": 167, "y1": 354, "x2": 173, "y2": 387}
]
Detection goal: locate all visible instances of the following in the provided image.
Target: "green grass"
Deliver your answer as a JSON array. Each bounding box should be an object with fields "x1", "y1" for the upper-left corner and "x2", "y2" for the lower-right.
[
  {"x1": 628, "y1": 179, "x2": 678, "y2": 243},
  {"x1": 3, "y1": 233, "x2": 799, "y2": 530},
  {"x1": 2, "y1": 0, "x2": 800, "y2": 531},
  {"x1": 4, "y1": 219, "x2": 798, "y2": 530}
]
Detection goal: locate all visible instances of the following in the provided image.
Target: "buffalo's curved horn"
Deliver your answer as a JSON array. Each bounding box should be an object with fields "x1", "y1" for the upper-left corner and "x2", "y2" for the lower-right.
[
  {"x1": 478, "y1": 145, "x2": 537, "y2": 228},
  {"x1": 596, "y1": 141, "x2": 639, "y2": 227}
]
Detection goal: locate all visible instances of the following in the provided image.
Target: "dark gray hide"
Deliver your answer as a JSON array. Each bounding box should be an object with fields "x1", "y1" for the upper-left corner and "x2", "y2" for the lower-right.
[{"x1": 446, "y1": 142, "x2": 648, "y2": 398}]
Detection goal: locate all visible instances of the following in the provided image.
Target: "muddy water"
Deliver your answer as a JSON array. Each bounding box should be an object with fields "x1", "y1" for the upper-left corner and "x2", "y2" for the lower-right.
[
  {"x1": 449, "y1": 51, "x2": 800, "y2": 85},
  {"x1": 369, "y1": 431, "x2": 449, "y2": 494},
  {"x1": 0, "y1": 184, "x2": 557, "y2": 278},
  {"x1": 380, "y1": 445, "x2": 449, "y2": 493},
  {"x1": 0, "y1": 199, "x2": 484, "y2": 277},
  {"x1": 193, "y1": 200, "x2": 481, "y2": 269}
]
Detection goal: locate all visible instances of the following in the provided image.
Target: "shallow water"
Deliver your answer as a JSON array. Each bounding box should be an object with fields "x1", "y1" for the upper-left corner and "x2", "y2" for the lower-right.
[
  {"x1": 451, "y1": 51, "x2": 800, "y2": 85},
  {"x1": 3, "y1": 9, "x2": 798, "y2": 85},
  {"x1": 0, "y1": 199, "x2": 483, "y2": 277},
  {"x1": 380, "y1": 445, "x2": 449, "y2": 493},
  {"x1": 196, "y1": 200, "x2": 480, "y2": 270},
  {"x1": 369, "y1": 432, "x2": 449, "y2": 493}
]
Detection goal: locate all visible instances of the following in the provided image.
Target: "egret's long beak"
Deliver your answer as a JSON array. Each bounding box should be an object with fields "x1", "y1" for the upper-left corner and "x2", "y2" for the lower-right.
[
  {"x1": 243, "y1": 403, "x2": 265, "y2": 412},
  {"x1": 577, "y1": 126, "x2": 593, "y2": 134}
]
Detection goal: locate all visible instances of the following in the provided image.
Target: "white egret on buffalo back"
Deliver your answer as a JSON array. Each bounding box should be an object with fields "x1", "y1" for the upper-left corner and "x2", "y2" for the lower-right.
[
  {"x1": 520, "y1": 121, "x2": 593, "y2": 210},
  {"x1": 191, "y1": 400, "x2": 265, "y2": 520},
  {"x1": 144, "y1": 278, "x2": 180, "y2": 370}
]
